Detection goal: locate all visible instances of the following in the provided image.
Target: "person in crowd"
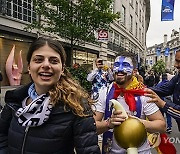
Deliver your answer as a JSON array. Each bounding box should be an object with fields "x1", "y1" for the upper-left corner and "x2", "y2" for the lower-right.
[
  {"x1": 87, "y1": 58, "x2": 114, "y2": 100},
  {"x1": 93, "y1": 52, "x2": 165, "y2": 154},
  {"x1": 156, "y1": 73, "x2": 173, "y2": 133},
  {"x1": 150, "y1": 48, "x2": 180, "y2": 132},
  {"x1": 0, "y1": 37, "x2": 100, "y2": 154},
  {"x1": 133, "y1": 68, "x2": 144, "y2": 83},
  {"x1": 138, "y1": 66, "x2": 146, "y2": 79},
  {"x1": 154, "y1": 72, "x2": 160, "y2": 86},
  {"x1": 165, "y1": 69, "x2": 175, "y2": 81},
  {"x1": 144, "y1": 70, "x2": 155, "y2": 87}
]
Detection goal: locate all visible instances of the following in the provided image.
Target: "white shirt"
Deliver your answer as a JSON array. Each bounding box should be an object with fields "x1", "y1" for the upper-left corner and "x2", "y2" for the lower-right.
[{"x1": 94, "y1": 83, "x2": 159, "y2": 154}]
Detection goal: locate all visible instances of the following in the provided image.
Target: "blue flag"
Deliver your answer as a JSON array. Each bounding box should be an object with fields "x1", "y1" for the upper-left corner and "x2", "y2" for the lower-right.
[
  {"x1": 161, "y1": 0, "x2": 175, "y2": 21},
  {"x1": 156, "y1": 47, "x2": 161, "y2": 56},
  {"x1": 164, "y1": 47, "x2": 170, "y2": 56}
]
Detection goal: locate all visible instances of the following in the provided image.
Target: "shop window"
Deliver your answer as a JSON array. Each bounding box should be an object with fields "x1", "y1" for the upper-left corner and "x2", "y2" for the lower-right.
[
  {"x1": 73, "y1": 50, "x2": 97, "y2": 68},
  {"x1": 107, "y1": 56, "x2": 115, "y2": 68},
  {"x1": 88, "y1": 52, "x2": 97, "y2": 65},
  {"x1": 0, "y1": 37, "x2": 32, "y2": 86}
]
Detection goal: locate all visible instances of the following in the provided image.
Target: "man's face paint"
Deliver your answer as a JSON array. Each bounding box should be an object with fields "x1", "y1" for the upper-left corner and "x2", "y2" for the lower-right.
[{"x1": 113, "y1": 56, "x2": 134, "y2": 75}]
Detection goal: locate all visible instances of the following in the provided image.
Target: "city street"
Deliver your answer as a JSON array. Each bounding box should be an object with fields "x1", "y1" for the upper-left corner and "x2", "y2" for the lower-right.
[
  {"x1": 168, "y1": 118, "x2": 180, "y2": 152},
  {"x1": 152, "y1": 118, "x2": 180, "y2": 153}
]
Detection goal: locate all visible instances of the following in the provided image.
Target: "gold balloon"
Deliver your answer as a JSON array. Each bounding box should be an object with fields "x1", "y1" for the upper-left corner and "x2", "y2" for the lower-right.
[{"x1": 114, "y1": 117, "x2": 147, "y2": 149}]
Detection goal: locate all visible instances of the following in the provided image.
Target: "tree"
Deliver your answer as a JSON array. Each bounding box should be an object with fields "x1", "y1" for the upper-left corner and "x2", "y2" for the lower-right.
[
  {"x1": 27, "y1": 0, "x2": 119, "y2": 66},
  {"x1": 68, "y1": 65, "x2": 92, "y2": 92},
  {"x1": 152, "y1": 59, "x2": 166, "y2": 74}
]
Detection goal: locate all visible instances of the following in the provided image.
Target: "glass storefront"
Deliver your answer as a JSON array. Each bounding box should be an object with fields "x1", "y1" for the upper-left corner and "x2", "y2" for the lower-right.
[
  {"x1": 107, "y1": 55, "x2": 115, "y2": 69},
  {"x1": 73, "y1": 50, "x2": 115, "y2": 70},
  {"x1": 0, "y1": 36, "x2": 32, "y2": 86},
  {"x1": 73, "y1": 50, "x2": 98, "y2": 69}
]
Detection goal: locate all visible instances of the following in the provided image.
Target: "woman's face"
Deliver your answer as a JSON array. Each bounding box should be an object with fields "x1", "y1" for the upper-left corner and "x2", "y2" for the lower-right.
[{"x1": 28, "y1": 44, "x2": 63, "y2": 94}]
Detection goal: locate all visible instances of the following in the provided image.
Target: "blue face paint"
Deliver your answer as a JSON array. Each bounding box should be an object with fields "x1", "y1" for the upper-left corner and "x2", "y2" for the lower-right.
[{"x1": 113, "y1": 56, "x2": 134, "y2": 75}]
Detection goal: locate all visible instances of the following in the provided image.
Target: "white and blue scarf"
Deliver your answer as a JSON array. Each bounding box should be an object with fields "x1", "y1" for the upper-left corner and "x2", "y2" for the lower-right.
[{"x1": 16, "y1": 84, "x2": 53, "y2": 127}]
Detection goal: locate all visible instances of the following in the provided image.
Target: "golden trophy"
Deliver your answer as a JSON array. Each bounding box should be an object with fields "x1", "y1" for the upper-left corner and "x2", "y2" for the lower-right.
[{"x1": 109, "y1": 99, "x2": 147, "y2": 154}]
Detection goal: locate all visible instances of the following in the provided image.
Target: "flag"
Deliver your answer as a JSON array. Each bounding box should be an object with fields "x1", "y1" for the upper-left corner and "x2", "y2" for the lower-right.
[
  {"x1": 156, "y1": 47, "x2": 161, "y2": 56},
  {"x1": 148, "y1": 133, "x2": 176, "y2": 154},
  {"x1": 158, "y1": 133, "x2": 176, "y2": 154},
  {"x1": 161, "y1": 0, "x2": 175, "y2": 21},
  {"x1": 164, "y1": 47, "x2": 170, "y2": 56}
]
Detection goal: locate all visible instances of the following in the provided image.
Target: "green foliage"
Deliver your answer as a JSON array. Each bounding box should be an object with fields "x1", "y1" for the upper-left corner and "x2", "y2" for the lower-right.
[
  {"x1": 27, "y1": 0, "x2": 119, "y2": 45},
  {"x1": 152, "y1": 59, "x2": 166, "y2": 74},
  {"x1": 68, "y1": 66, "x2": 92, "y2": 92}
]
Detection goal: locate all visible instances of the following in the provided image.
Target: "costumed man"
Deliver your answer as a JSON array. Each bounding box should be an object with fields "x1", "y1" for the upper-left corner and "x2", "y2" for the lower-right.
[
  {"x1": 87, "y1": 58, "x2": 114, "y2": 100},
  {"x1": 93, "y1": 52, "x2": 166, "y2": 154},
  {"x1": 155, "y1": 73, "x2": 173, "y2": 133}
]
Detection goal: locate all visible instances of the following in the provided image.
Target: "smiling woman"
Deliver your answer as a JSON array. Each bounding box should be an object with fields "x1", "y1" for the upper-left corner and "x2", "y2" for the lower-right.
[
  {"x1": 0, "y1": 37, "x2": 100, "y2": 154},
  {"x1": 27, "y1": 44, "x2": 64, "y2": 97}
]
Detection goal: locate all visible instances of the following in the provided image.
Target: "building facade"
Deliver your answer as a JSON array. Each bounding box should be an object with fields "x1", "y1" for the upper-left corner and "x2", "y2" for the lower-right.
[
  {"x1": 146, "y1": 28, "x2": 180, "y2": 72},
  {"x1": 109, "y1": 0, "x2": 150, "y2": 67},
  {"x1": 0, "y1": 0, "x2": 150, "y2": 86}
]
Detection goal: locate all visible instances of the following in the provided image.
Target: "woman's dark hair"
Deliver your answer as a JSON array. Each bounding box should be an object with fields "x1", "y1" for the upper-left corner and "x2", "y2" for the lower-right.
[{"x1": 27, "y1": 37, "x2": 66, "y2": 66}]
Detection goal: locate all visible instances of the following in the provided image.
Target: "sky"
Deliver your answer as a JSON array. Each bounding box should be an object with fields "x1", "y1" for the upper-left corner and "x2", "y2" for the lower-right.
[{"x1": 146, "y1": 0, "x2": 180, "y2": 47}]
